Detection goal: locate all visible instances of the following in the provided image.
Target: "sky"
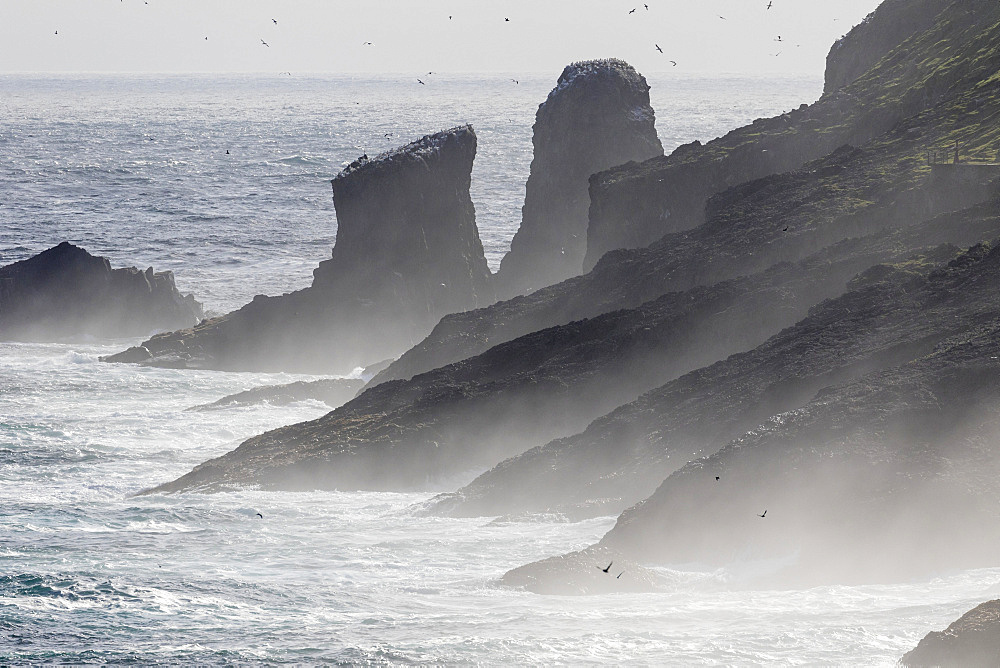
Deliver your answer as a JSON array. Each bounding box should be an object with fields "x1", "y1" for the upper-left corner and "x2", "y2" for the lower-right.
[{"x1": 0, "y1": 0, "x2": 885, "y2": 76}]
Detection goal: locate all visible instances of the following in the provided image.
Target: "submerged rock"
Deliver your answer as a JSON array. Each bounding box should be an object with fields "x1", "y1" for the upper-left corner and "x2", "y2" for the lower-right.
[
  {"x1": 494, "y1": 59, "x2": 662, "y2": 298},
  {"x1": 0, "y1": 242, "x2": 202, "y2": 341},
  {"x1": 186, "y1": 378, "x2": 364, "y2": 412},
  {"x1": 902, "y1": 600, "x2": 1000, "y2": 667},
  {"x1": 104, "y1": 125, "x2": 493, "y2": 373}
]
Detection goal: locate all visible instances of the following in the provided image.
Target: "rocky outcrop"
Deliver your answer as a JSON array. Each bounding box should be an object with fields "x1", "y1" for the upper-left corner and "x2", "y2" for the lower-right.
[
  {"x1": 436, "y1": 218, "x2": 1000, "y2": 519},
  {"x1": 0, "y1": 242, "x2": 202, "y2": 341},
  {"x1": 186, "y1": 378, "x2": 364, "y2": 412},
  {"x1": 504, "y1": 241, "x2": 1000, "y2": 593},
  {"x1": 902, "y1": 600, "x2": 1000, "y2": 667},
  {"x1": 371, "y1": 95, "x2": 1000, "y2": 389},
  {"x1": 494, "y1": 59, "x2": 662, "y2": 298},
  {"x1": 104, "y1": 126, "x2": 494, "y2": 373},
  {"x1": 824, "y1": 0, "x2": 946, "y2": 94},
  {"x1": 582, "y1": 0, "x2": 994, "y2": 270}
]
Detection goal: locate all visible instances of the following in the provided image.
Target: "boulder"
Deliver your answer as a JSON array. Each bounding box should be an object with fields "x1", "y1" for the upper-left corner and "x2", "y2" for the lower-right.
[
  {"x1": 103, "y1": 125, "x2": 494, "y2": 373},
  {"x1": 902, "y1": 600, "x2": 1000, "y2": 667},
  {"x1": 0, "y1": 242, "x2": 202, "y2": 341},
  {"x1": 494, "y1": 59, "x2": 662, "y2": 298}
]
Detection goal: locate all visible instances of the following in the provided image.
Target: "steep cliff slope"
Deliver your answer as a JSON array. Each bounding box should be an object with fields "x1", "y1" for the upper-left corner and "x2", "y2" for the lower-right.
[
  {"x1": 0, "y1": 242, "x2": 202, "y2": 341},
  {"x1": 504, "y1": 242, "x2": 1000, "y2": 592},
  {"x1": 494, "y1": 59, "x2": 662, "y2": 298},
  {"x1": 104, "y1": 126, "x2": 492, "y2": 373},
  {"x1": 369, "y1": 0, "x2": 1000, "y2": 387},
  {"x1": 437, "y1": 223, "x2": 1000, "y2": 519}
]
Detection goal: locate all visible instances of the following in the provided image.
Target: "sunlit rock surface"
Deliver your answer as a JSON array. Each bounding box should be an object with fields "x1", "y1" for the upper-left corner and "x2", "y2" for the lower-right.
[
  {"x1": 0, "y1": 242, "x2": 202, "y2": 341},
  {"x1": 104, "y1": 125, "x2": 493, "y2": 373},
  {"x1": 582, "y1": 0, "x2": 982, "y2": 270},
  {"x1": 494, "y1": 59, "x2": 662, "y2": 298},
  {"x1": 902, "y1": 600, "x2": 1000, "y2": 667}
]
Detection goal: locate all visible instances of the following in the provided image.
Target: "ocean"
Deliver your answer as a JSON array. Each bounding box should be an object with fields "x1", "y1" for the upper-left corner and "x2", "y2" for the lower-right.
[{"x1": 2, "y1": 73, "x2": 995, "y2": 665}]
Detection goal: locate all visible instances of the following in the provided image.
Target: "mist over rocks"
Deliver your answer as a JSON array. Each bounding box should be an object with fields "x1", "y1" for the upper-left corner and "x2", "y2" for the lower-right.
[
  {"x1": 0, "y1": 242, "x2": 202, "y2": 341},
  {"x1": 494, "y1": 59, "x2": 663, "y2": 299},
  {"x1": 504, "y1": 240, "x2": 1000, "y2": 593},
  {"x1": 104, "y1": 125, "x2": 493, "y2": 373},
  {"x1": 902, "y1": 599, "x2": 1000, "y2": 667}
]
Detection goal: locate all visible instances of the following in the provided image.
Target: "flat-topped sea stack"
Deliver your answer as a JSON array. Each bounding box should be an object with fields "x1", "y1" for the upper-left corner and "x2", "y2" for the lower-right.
[
  {"x1": 902, "y1": 600, "x2": 1000, "y2": 667},
  {"x1": 494, "y1": 59, "x2": 662, "y2": 298},
  {"x1": 0, "y1": 242, "x2": 202, "y2": 341},
  {"x1": 104, "y1": 125, "x2": 493, "y2": 373}
]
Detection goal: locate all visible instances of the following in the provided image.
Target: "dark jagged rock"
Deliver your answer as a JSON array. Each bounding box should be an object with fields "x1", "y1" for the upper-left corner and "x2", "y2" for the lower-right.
[
  {"x1": 505, "y1": 242, "x2": 1000, "y2": 592},
  {"x1": 439, "y1": 221, "x2": 1000, "y2": 519},
  {"x1": 103, "y1": 126, "x2": 493, "y2": 373},
  {"x1": 186, "y1": 378, "x2": 364, "y2": 412},
  {"x1": 902, "y1": 600, "x2": 1000, "y2": 667},
  {"x1": 0, "y1": 242, "x2": 202, "y2": 341},
  {"x1": 583, "y1": 0, "x2": 994, "y2": 270},
  {"x1": 494, "y1": 59, "x2": 662, "y2": 298}
]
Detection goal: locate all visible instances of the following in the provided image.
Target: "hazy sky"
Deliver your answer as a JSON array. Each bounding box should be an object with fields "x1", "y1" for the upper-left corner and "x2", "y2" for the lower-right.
[{"x1": 1, "y1": 0, "x2": 885, "y2": 76}]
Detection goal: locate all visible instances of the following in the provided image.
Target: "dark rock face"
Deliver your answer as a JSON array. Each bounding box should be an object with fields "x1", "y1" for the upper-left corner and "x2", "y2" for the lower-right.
[
  {"x1": 494, "y1": 59, "x2": 662, "y2": 298},
  {"x1": 103, "y1": 125, "x2": 493, "y2": 373},
  {"x1": 824, "y1": 0, "x2": 946, "y2": 94},
  {"x1": 186, "y1": 378, "x2": 364, "y2": 412},
  {"x1": 582, "y1": 0, "x2": 995, "y2": 270},
  {"x1": 441, "y1": 216, "x2": 1000, "y2": 520},
  {"x1": 902, "y1": 600, "x2": 1000, "y2": 667},
  {"x1": 0, "y1": 242, "x2": 202, "y2": 341},
  {"x1": 506, "y1": 241, "x2": 1000, "y2": 593}
]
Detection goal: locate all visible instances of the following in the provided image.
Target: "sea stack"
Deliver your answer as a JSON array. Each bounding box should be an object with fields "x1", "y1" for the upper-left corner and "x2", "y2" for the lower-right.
[
  {"x1": 494, "y1": 59, "x2": 663, "y2": 298},
  {"x1": 0, "y1": 242, "x2": 202, "y2": 341},
  {"x1": 103, "y1": 125, "x2": 493, "y2": 373},
  {"x1": 314, "y1": 124, "x2": 493, "y2": 317}
]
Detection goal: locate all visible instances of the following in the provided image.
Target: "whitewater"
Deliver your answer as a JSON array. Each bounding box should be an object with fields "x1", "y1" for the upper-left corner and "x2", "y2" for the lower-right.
[{"x1": 2, "y1": 73, "x2": 996, "y2": 665}]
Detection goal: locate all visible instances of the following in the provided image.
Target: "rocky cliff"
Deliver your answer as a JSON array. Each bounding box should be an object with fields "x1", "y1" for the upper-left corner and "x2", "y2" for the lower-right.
[
  {"x1": 902, "y1": 600, "x2": 1000, "y2": 667},
  {"x1": 824, "y1": 0, "x2": 946, "y2": 94},
  {"x1": 494, "y1": 59, "x2": 662, "y2": 298},
  {"x1": 104, "y1": 126, "x2": 493, "y2": 373},
  {"x1": 582, "y1": 0, "x2": 989, "y2": 270},
  {"x1": 504, "y1": 240, "x2": 1000, "y2": 592},
  {"x1": 0, "y1": 242, "x2": 202, "y2": 341}
]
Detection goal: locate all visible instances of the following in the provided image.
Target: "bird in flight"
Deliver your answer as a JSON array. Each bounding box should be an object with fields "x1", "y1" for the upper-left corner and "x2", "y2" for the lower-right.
[
  {"x1": 758, "y1": 510, "x2": 767, "y2": 518},
  {"x1": 54, "y1": 30, "x2": 58, "y2": 35},
  {"x1": 644, "y1": 3, "x2": 649, "y2": 9},
  {"x1": 272, "y1": 18, "x2": 278, "y2": 24},
  {"x1": 260, "y1": 39, "x2": 269, "y2": 47},
  {"x1": 629, "y1": 8, "x2": 636, "y2": 13},
  {"x1": 670, "y1": 60, "x2": 678, "y2": 67},
  {"x1": 512, "y1": 78, "x2": 519, "y2": 84},
  {"x1": 617, "y1": 572, "x2": 624, "y2": 579},
  {"x1": 775, "y1": 35, "x2": 783, "y2": 41},
  {"x1": 767, "y1": 1, "x2": 773, "y2": 8},
  {"x1": 599, "y1": 561, "x2": 613, "y2": 573},
  {"x1": 719, "y1": 15, "x2": 727, "y2": 20},
  {"x1": 417, "y1": 78, "x2": 425, "y2": 85},
  {"x1": 655, "y1": 44, "x2": 663, "y2": 53},
  {"x1": 362, "y1": 41, "x2": 373, "y2": 46},
  {"x1": 256, "y1": 512, "x2": 263, "y2": 518},
  {"x1": 505, "y1": 17, "x2": 510, "y2": 21},
  {"x1": 715, "y1": 476, "x2": 720, "y2": 481}
]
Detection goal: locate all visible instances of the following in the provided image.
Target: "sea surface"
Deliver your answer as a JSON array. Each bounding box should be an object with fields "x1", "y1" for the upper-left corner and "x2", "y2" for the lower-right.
[{"x1": 2, "y1": 74, "x2": 997, "y2": 665}]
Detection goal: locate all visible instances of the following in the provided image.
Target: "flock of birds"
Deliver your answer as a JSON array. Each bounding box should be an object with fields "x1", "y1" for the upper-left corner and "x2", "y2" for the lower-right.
[{"x1": 50, "y1": 0, "x2": 814, "y2": 81}]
